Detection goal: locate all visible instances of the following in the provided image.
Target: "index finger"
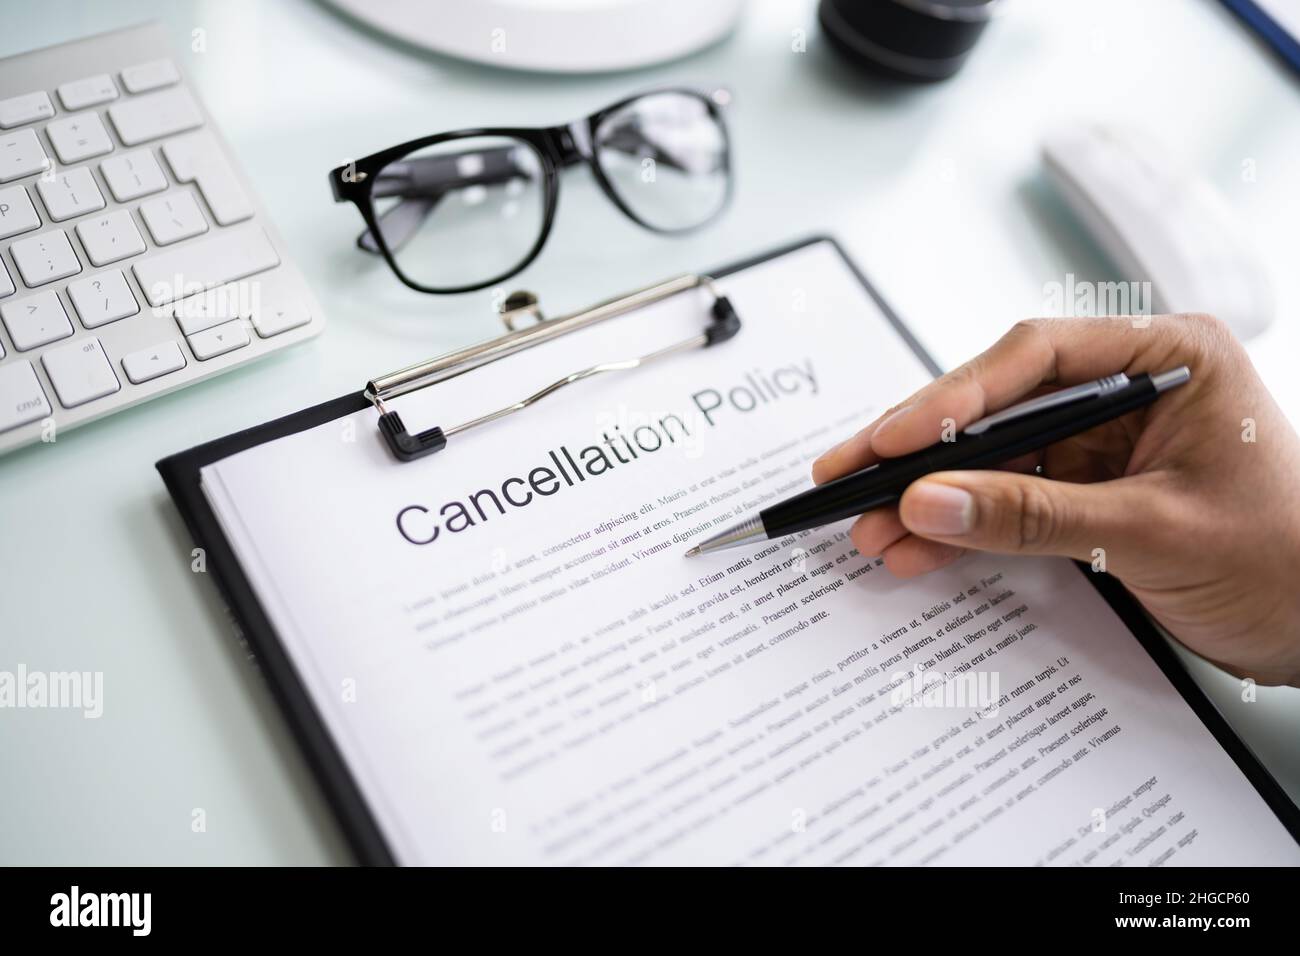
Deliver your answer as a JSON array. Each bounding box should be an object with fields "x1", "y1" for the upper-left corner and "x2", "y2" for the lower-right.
[{"x1": 812, "y1": 316, "x2": 1172, "y2": 483}]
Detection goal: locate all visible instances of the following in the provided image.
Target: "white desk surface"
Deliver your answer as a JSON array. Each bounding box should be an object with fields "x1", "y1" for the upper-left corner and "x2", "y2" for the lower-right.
[{"x1": 2, "y1": 0, "x2": 1297, "y2": 864}]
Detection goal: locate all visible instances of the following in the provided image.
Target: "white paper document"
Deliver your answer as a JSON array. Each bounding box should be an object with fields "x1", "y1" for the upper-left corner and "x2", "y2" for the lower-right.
[{"x1": 201, "y1": 242, "x2": 1299, "y2": 865}]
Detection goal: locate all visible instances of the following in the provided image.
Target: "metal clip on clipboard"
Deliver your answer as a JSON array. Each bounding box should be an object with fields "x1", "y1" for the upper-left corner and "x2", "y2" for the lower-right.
[{"x1": 365, "y1": 275, "x2": 742, "y2": 462}]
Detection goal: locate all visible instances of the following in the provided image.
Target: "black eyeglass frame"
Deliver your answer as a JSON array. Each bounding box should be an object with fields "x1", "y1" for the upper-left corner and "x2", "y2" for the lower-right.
[{"x1": 328, "y1": 87, "x2": 733, "y2": 295}]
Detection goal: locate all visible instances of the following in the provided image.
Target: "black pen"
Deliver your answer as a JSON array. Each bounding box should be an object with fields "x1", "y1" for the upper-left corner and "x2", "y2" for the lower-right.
[{"x1": 683, "y1": 366, "x2": 1191, "y2": 556}]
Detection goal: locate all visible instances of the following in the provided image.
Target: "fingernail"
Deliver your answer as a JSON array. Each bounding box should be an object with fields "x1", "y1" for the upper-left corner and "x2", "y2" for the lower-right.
[
  {"x1": 811, "y1": 441, "x2": 844, "y2": 481},
  {"x1": 814, "y1": 439, "x2": 844, "y2": 466},
  {"x1": 905, "y1": 483, "x2": 974, "y2": 536},
  {"x1": 874, "y1": 404, "x2": 913, "y2": 437}
]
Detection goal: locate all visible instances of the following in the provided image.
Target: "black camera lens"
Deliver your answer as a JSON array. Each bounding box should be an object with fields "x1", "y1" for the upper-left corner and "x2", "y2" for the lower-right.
[{"x1": 819, "y1": 0, "x2": 1001, "y2": 82}]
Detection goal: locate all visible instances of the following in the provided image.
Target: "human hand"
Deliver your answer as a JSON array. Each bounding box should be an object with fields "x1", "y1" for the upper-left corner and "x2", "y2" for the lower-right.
[{"x1": 812, "y1": 315, "x2": 1300, "y2": 686}]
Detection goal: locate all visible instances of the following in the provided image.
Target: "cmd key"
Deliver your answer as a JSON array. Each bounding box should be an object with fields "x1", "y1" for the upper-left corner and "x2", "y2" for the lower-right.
[{"x1": 0, "y1": 360, "x2": 51, "y2": 432}]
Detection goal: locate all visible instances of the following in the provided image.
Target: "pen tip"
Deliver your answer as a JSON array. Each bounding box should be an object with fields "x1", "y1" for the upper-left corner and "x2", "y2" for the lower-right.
[{"x1": 683, "y1": 546, "x2": 700, "y2": 558}]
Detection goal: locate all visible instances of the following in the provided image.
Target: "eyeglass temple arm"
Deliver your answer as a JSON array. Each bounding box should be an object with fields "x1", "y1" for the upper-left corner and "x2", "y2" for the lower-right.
[
  {"x1": 594, "y1": 122, "x2": 708, "y2": 175},
  {"x1": 356, "y1": 132, "x2": 703, "y2": 253},
  {"x1": 371, "y1": 135, "x2": 695, "y2": 199},
  {"x1": 356, "y1": 146, "x2": 532, "y2": 253}
]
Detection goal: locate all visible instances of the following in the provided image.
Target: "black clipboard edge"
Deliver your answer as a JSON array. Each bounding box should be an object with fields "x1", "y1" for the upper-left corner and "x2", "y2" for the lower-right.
[
  {"x1": 157, "y1": 234, "x2": 1300, "y2": 865},
  {"x1": 157, "y1": 390, "x2": 386, "y2": 863},
  {"x1": 1082, "y1": 570, "x2": 1300, "y2": 843}
]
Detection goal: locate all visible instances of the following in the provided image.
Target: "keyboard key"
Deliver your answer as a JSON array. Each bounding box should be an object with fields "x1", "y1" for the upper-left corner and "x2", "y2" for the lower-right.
[
  {"x1": 108, "y1": 87, "x2": 201, "y2": 146},
  {"x1": 46, "y1": 112, "x2": 114, "y2": 164},
  {"x1": 42, "y1": 336, "x2": 120, "y2": 407},
  {"x1": 58, "y1": 74, "x2": 119, "y2": 111},
  {"x1": 0, "y1": 128, "x2": 49, "y2": 184},
  {"x1": 0, "y1": 91, "x2": 54, "y2": 129},
  {"x1": 133, "y1": 224, "x2": 279, "y2": 307},
  {"x1": 100, "y1": 148, "x2": 167, "y2": 201},
  {"x1": 36, "y1": 167, "x2": 105, "y2": 222},
  {"x1": 68, "y1": 270, "x2": 139, "y2": 328},
  {"x1": 163, "y1": 132, "x2": 253, "y2": 225},
  {"x1": 1, "y1": 289, "x2": 73, "y2": 350},
  {"x1": 59, "y1": 74, "x2": 118, "y2": 110},
  {"x1": 173, "y1": 283, "x2": 247, "y2": 335},
  {"x1": 121, "y1": 59, "x2": 180, "y2": 94},
  {"x1": 10, "y1": 229, "x2": 81, "y2": 287},
  {"x1": 122, "y1": 339, "x2": 186, "y2": 383},
  {"x1": 0, "y1": 360, "x2": 52, "y2": 432},
  {"x1": 0, "y1": 260, "x2": 12, "y2": 298},
  {"x1": 140, "y1": 190, "x2": 207, "y2": 245},
  {"x1": 76, "y1": 210, "x2": 145, "y2": 266},
  {"x1": 187, "y1": 318, "x2": 250, "y2": 360},
  {"x1": 0, "y1": 184, "x2": 40, "y2": 239},
  {"x1": 252, "y1": 297, "x2": 312, "y2": 338}
]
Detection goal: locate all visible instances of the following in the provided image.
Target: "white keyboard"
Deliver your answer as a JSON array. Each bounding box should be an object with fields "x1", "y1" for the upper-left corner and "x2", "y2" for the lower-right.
[{"x1": 0, "y1": 23, "x2": 323, "y2": 455}]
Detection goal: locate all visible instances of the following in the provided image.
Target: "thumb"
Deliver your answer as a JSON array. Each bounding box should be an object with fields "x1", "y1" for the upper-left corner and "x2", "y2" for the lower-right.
[{"x1": 898, "y1": 471, "x2": 1151, "y2": 563}]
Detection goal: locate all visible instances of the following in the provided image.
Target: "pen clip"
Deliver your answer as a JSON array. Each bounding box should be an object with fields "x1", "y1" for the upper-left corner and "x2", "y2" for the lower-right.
[{"x1": 963, "y1": 373, "x2": 1130, "y2": 436}]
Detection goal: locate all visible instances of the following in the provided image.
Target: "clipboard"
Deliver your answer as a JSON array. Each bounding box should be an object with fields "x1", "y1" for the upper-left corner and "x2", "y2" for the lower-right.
[{"x1": 156, "y1": 235, "x2": 1300, "y2": 865}]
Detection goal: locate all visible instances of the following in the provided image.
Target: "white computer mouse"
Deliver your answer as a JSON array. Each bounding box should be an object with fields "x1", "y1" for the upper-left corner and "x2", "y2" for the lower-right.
[{"x1": 1042, "y1": 125, "x2": 1274, "y2": 339}]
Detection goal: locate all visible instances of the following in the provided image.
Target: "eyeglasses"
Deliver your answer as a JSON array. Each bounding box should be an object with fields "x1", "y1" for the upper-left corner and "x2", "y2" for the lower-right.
[{"x1": 328, "y1": 87, "x2": 733, "y2": 295}]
